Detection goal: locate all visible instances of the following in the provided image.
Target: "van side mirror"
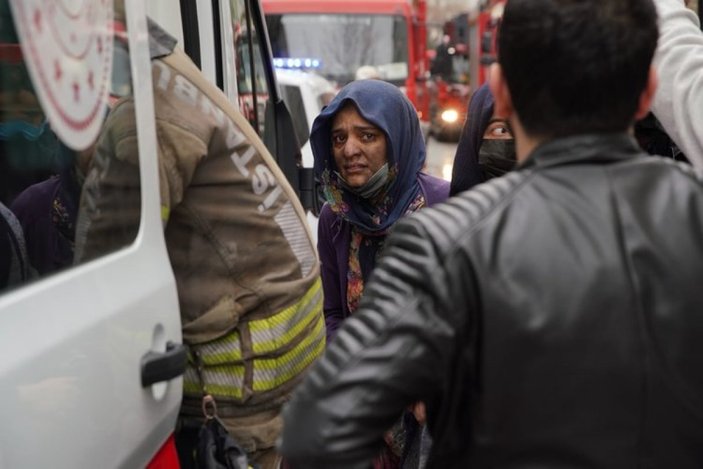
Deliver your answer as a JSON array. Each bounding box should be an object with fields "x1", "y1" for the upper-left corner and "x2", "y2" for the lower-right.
[{"x1": 298, "y1": 167, "x2": 323, "y2": 216}]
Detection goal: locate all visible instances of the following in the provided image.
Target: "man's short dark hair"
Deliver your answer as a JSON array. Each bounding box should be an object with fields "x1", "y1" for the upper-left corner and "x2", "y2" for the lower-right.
[{"x1": 498, "y1": 0, "x2": 658, "y2": 139}]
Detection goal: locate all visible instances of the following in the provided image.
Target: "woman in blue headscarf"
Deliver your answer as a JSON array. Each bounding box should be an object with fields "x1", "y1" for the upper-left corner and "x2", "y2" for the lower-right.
[
  {"x1": 311, "y1": 78, "x2": 448, "y2": 469},
  {"x1": 311, "y1": 79, "x2": 448, "y2": 342},
  {"x1": 450, "y1": 83, "x2": 515, "y2": 196}
]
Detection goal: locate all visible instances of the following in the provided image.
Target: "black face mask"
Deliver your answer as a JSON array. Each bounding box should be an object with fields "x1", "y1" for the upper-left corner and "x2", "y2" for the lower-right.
[{"x1": 478, "y1": 139, "x2": 516, "y2": 180}]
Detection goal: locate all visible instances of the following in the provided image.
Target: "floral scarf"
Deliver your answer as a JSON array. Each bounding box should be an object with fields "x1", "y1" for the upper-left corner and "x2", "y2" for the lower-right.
[{"x1": 346, "y1": 192, "x2": 426, "y2": 314}]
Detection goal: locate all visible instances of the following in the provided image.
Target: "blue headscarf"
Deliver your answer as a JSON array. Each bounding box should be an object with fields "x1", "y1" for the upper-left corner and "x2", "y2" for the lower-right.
[
  {"x1": 310, "y1": 80, "x2": 425, "y2": 234},
  {"x1": 450, "y1": 83, "x2": 495, "y2": 196}
]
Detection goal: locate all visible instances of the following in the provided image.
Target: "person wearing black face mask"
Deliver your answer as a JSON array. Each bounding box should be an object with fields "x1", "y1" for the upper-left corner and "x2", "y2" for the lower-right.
[
  {"x1": 450, "y1": 83, "x2": 516, "y2": 196},
  {"x1": 478, "y1": 117, "x2": 515, "y2": 180}
]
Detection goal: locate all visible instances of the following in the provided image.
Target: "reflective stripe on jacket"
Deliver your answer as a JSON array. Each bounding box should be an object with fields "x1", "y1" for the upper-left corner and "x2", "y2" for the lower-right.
[{"x1": 183, "y1": 278, "x2": 324, "y2": 402}]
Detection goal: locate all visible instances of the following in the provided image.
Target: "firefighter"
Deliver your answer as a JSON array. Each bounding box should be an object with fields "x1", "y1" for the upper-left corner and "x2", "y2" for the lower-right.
[{"x1": 74, "y1": 19, "x2": 324, "y2": 469}]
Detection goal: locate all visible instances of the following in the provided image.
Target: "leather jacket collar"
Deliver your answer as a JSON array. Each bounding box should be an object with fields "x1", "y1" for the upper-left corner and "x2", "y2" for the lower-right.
[{"x1": 520, "y1": 133, "x2": 642, "y2": 170}]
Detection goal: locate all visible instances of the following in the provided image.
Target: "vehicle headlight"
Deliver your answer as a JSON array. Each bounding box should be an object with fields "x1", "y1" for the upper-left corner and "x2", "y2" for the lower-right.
[{"x1": 441, "y1": 109, "x2": 459, "y2": 123}]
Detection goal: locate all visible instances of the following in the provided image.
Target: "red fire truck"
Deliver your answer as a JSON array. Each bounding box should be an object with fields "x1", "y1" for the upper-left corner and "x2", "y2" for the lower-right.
[
  {"x1": 428, "y1": 13, "x2": 471, "y2": 141},
  {"x1": 469, "y1": 0, "x2": 505, "y2": 91},
  {"x1": 427, "y1": 1, "x2": 505, "y2": 142},
  {"x1": 262, "y1": 0, "x2": 431, "y2": 136}
]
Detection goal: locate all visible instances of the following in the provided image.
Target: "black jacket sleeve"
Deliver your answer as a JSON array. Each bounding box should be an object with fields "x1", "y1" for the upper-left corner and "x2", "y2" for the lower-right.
[{"x1": 279, "y1": 204, "x2": 479, "y2": 468}]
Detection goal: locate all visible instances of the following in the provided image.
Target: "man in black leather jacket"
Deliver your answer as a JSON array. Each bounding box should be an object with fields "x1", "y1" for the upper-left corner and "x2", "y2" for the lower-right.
[{"x1": 279, "y1": 0, "x2": 703, "y2": 467}]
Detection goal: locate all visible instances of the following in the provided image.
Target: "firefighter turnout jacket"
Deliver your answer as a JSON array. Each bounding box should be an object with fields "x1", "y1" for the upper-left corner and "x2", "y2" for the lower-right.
[{"x1": 75, "y1": 23, "x2": 323, "y2": 452}]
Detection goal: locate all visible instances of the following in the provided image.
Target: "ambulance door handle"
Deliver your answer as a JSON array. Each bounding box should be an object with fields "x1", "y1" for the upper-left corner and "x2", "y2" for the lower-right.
[{"x1": 141, "y1": 341, "x2": 187, "y2": 387}]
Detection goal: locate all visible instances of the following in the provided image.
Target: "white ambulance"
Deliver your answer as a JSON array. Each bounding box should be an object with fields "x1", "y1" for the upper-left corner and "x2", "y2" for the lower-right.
[
  {"x1": 0, "y1": 0, "x2": 306, "y2": 467},
  {"x1": 274, "y1": 67, "x2": 337, "y2": 236}
]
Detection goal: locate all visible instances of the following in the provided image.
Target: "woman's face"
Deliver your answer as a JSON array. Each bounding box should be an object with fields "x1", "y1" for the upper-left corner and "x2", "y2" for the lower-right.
[{"x1": 331, "y1": 104, "x2": 387, "y2": 188}]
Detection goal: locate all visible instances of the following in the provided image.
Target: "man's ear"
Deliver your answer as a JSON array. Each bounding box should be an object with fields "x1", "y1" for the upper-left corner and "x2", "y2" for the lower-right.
[
  {"x1": 634, "y1": 66, "x2": 658, "y2": 121},
  {"x1": 488, "y1": 63, "x2": 513, "y2": 118}
]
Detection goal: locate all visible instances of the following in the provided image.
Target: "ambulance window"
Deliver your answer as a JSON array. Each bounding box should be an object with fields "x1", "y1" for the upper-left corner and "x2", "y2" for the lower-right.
[
  {"x1": 229, "y1": 0, "x2": 271, "y2": 136},
  {"x1": 0, "y1": 4, "x2": 141, "y2": 293}
]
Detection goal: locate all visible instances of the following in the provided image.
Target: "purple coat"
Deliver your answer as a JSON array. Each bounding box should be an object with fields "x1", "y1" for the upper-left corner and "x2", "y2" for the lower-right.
[
  {"x1": 318, "y1": 172, "x2": 449, "y2": 342},
  {"x1": 10, "y1": 170, "x2": 79, "y2": 274}
]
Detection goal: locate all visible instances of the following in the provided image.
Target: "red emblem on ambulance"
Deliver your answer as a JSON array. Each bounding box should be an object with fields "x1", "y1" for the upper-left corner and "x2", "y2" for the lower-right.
[{"x1": 9, "y1": 0, "x2": 114, "y2": 150}]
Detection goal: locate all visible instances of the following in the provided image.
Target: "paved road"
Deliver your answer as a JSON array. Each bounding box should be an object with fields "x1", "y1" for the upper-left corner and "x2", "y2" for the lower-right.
[{"x1": 424, "y1": 136, "x2": 459, "y2": 182}]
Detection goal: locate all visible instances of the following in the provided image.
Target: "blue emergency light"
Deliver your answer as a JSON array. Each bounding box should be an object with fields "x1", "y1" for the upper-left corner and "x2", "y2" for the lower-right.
[{"x1": 273, "y1": 57, "x2": 322, "y2": 70}]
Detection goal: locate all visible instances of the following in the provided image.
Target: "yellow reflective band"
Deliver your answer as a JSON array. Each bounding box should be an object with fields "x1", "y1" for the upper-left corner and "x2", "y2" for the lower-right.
[
  {"x1": 183, "y1": 367, "x2": 207, "y2": 396},
  {"x1": 249, "y1": 279, "x2": 322, "y2": 354},
  {"x1": 183, "y1": 279, "x2": 325, "y2": 400},
  {"x1": 198, "y1": 333, "x2": 243, "y2": 366},
  {"x1": 182, "y1": 381, "x2": 201, "y2": 395},
  {"x1": 183, "y1": 363, "x2": 246, "y2": 399},
  {"x1": 192, "y1": 381, "x2": 242, "y2": 399},
  {"x1": 250, "y1": 278, "x2": 321, "y2": 331},
  {"x1": 184, "y1": 316, "x2": 324, "y2": 399},
  {"x1": 195, "y1": 279, "x2": 322, "y2": 366},
  {"x1": 161, "y1": 205, "x2": 170, "y2": 222},
  {"x1": 252, "y1": 313, "x2": 325, "y2": 392}
]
